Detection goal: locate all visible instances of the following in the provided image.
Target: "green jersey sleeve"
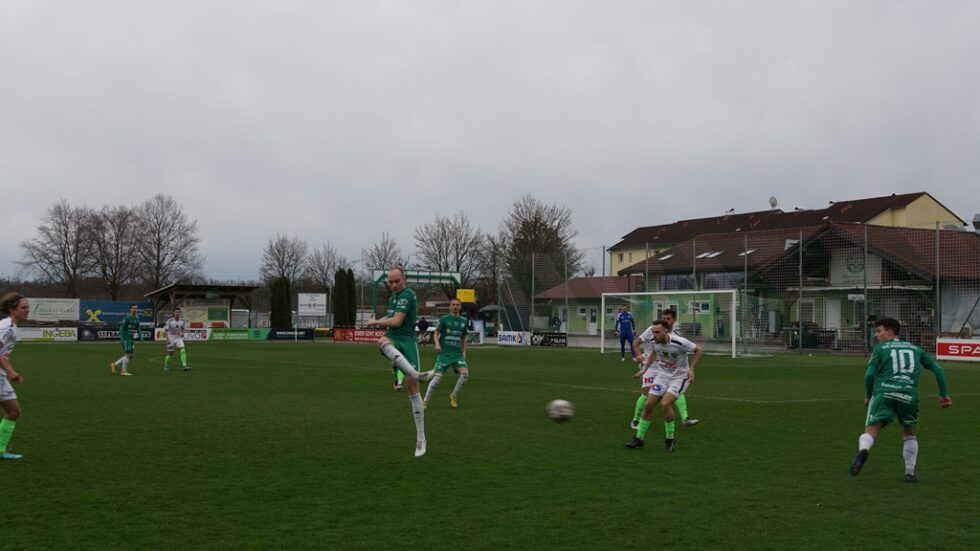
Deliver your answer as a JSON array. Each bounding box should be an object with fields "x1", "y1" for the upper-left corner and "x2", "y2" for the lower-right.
[
  {"x1": 920, "y1": 352, "x2": 949, "y2": 397},
  {"x1": 864, "y1": 347, "x2": 881, "y2": 399}
]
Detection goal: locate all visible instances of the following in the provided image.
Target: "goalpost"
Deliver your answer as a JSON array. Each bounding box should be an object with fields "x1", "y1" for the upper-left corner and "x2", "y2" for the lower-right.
[{"x1": 601, "y1": 290, "x2": 737, "y2": 358}]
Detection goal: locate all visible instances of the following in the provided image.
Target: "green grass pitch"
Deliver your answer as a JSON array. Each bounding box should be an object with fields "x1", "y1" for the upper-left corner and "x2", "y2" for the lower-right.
[{"x1": 3, "y1": 342, "x2": 978, "y2": 550}]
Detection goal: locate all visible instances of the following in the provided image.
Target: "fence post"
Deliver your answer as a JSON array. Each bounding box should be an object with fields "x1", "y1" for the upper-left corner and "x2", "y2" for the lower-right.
[
  {"x1": 530, "y1": 251, "x2": 535, "y2": 331},
  {"x1": 799, "y1": 229, "x2": 804, "y2": 355},
  {"x1": 864, "y1": 224, "x2": 869, "y2": 354},
  {"x1": 935, "y1": 222, "x2": 941, "y2": 342},
  {"x1": 564, "y1": 251, "x2": 569, "y2": 334},
  {"x1": 645, "y1": 242, "x2": 650, "y2": 291}
]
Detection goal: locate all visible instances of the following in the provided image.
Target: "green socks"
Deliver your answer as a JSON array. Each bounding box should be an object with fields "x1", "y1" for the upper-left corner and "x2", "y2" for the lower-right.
[
  {"x1": 180, "y1": 349, "x2": 187, "y2": 367},
  {"x1": 164, "y1": 355, "x2": 171, "y2": 369},
  {"x1": 664, "y1": 421, "x2": 676, "y2": 439},
  {"x1": 675, "y1": 394, "x2": 689, "y2": 422},
  {"x1": 632, "y1": 395, "x2": 646, "y2": 422},
  {"x1": 0, "y1": 419, "x2": 16, "y2": 452},
  {"x1": 637, "y1": 419, "x2": 651, "y2": 439}
]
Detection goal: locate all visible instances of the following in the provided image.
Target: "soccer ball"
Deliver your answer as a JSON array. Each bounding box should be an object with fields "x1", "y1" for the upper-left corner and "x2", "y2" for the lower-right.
[{"x1": 546, "y1": 399, "x2": 574, "y2": 423}]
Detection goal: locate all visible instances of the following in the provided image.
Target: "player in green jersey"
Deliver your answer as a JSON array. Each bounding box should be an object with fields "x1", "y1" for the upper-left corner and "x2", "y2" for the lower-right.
[
  {"x1": 850, "y1": 318, "x2": 952, "y2": 481},
  {"x1": 366, "y1": 267, "x2": 435, "y2": 457},
  {"x1": 110, "y1": 304, "x2": 144, "y2": 376},
  {"x1": 423, "y1": 298, "x2": 470, "y2": 409}
]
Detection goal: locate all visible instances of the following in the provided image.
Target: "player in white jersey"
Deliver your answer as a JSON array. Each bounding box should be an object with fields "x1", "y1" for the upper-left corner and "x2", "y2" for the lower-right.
[
  {"x1": 661, "y1": 308, "x2": 699, "y2": 427},
  {"x1": 628, "y1": 324, "x2": 659, "y2": 429},
  {"x1": 0, "y1": 292, "x2": 31, "y2": 460},
  {"x1": 626, "y1": 320, "x2": 703, "y2": 452},
  {"x1": 163, "y1": 307, "x2": 190, "y2": 371}
]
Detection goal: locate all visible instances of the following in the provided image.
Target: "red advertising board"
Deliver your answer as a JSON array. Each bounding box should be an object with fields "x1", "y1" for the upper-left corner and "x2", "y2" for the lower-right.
[
  {"x1": 334, "y1": 328, "x2": 386, "y2": 343},
  {"x1": 936, "y1": 338, "x2": 980, "y2": 362}
]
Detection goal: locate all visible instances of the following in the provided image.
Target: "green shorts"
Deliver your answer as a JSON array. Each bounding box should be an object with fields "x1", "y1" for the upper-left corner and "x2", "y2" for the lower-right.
[
  {"x1": 866, "y1": 392, "x2": 919, "y2": 428},
  {"x1": 389, "y1": 337, "x2": 420, "y2": 372},
  {"x1": 120, "y1": 339, "x2": 135, "y2": 355},
  {"x1": 434, "y1": 357, "x2": 468, "y2": 373}
]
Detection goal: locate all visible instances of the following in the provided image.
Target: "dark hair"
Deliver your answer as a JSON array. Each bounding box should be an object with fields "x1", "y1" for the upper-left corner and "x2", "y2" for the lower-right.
[
  {"x1": 874, "y1": 317, "x2": 901, "y2": 335},
  {"x1": 653, "y1": 320, "x2": 670, "y2": 329},
  {"x1": 662, "y1": 308, "x2": 677, "y2": 318},
  {"x1": 130, "y1": 303, "x2": 139, "y2": 308},
  {"x1": 1, "y1": 292, "x2": 26, "y2": 315}
]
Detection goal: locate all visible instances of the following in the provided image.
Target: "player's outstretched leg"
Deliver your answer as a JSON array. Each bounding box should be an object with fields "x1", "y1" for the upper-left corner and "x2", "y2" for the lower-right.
[
  {"x1": 903, "y1": 434, "x2": 918, "y2": 481},
  {"x1": 630, "y1": 395, "x2": 645, "y2": 429},
  {"x1": 449, "y1": 370, "x2": 468, "y2": 409},
  {"x1": 180, "y1": 349, "x2": 190, "y2": 371},
  {"x1": 850, "y1": 433, "x2": 875, "y2": 476}
]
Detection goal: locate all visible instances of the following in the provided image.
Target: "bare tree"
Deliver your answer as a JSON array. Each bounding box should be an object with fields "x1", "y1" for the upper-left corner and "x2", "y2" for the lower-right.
[
  {"x1": 17, "y1": 199, "x2": 97, "y2": 297},
  {"x1": 474, "y1": 234, "x2": 504, "y2": 304},
  {"x1": 91, "y1": 205, "x2": 141, "y2": 300},
  {"x1": 501, "y1": 194, "x2": 584, "y2": 295},
  {"x1": 260, "y1": 233, "x2": 308, "y2": 283},
  {"x1": 305, "y1": 243, "x2": 347, "y2": 291},
  {"x1": 136, "y1": 195, "x2": 204, "y2": 289},
  {"x1": 413, "y1": 212, "x2": 484, "y2": 298},
  {"x1": 365, "y1": 232, "x2": 408, "y2": 271}
]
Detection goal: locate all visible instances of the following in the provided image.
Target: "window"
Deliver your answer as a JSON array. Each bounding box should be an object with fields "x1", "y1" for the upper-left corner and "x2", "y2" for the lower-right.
[
  {"x1": 658, "y1": 253, "x2": 675, "y2": 261},
  {"x1": 703, "y1": 272, "x2": 744, "y2": 289},
  {"x1": 618, "y1": 253, "x2": 624, "y2": 262},
  {"x1": 696, "y1": 251, "x2": 712, "y2": 259},
  {"x1": 578, "y1": 307, "x2": 587, "y2": 316},
  {"x1": 800, "y1": 300, "x2": 815, "y2": 323},
  {"x1": 628, "y1": 252, "x2": 633, "y2": 261},
  {"x1": 737, "y1": 249, "x2": 757, "y2": 257},
  {"x1": 659, "y1": 274, "x2": 696, "y2": 290},
  {"x1": 706, "y1": 251, "x2": 724, "y2": 258}
]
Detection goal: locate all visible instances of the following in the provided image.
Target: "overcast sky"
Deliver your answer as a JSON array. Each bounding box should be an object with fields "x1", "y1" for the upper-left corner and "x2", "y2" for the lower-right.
[{"x1": 2, "y1": 1, "x2": 978, "y2": 281}]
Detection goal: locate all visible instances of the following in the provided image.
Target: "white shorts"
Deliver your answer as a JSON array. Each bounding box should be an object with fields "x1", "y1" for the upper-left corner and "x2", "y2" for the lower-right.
[
  {"x1": 166, "y1": 339, "x2": 185, "y2": 352},
  {"x1": 0, "y1": 375, "x2": 16, "y2": 402},
  {"x1": 648, "y1": 369, "x2": 691, "y2": 397},
  {"x1": 639, "y1": 366, "x2": 659, "y2": 390}
]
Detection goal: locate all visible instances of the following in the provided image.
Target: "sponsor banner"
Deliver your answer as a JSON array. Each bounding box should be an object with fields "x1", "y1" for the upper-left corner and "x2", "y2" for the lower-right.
[
  {"x1": 27, "y1": 298, "x2": 80, "y2": 323},
  {"x1": 249, "y1": 328, "x2": 272, "y2": 340},
  {"x1": 17, "y1": 327, "x2": 78, "y2": 342},
  {"x1": 531, "y1": 332, "x2": 567, "y2": 347},
  {"x1": 497, "y1": 331, "x2": 531, "y2": 347},
  {"x1": 456, "y1": 288, "x2": 475, "y2": 303},
  {"x1": 154, "y1": 328, "x2": 211, "y2": 341},
  {"x1": 80, "y1": 300, "x2": 154, "y2": 324},
  {"x1": 211, "y1": 328, "x2": 250, "y2": 341},
  {"x1": 333, "y1": 328, "x2": 386, "y2": 343},
  {"x1": 936, "y1": 338, "x2": 980, "y2": 362},
  {"x1": 77, "y1": 326, "x2": 154, "y2": 341},
  {"x1": 298, "y1": 293, "x2": 328, "y2": 316},
  {"x1": 267, "y1": 328, "x2": 315, "y2": 341}
]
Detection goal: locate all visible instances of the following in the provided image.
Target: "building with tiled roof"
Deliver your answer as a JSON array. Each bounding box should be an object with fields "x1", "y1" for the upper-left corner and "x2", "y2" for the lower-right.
[{"x1": 608, "y1": 192, "x2": 965, "y2": 275}]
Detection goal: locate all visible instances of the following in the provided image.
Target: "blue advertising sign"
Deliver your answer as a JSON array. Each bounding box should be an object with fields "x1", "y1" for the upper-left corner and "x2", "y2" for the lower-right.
[{"x1": 80, "y1": 300, "x2": 154, "y2": 325}]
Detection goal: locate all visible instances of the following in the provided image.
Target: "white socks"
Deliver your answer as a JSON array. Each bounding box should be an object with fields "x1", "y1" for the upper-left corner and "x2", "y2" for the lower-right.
[
  {"x1": 424, "y1": 373, "x2": 443, "y2": 401},
  {"x1": 903, "y1": 436, "x2": 918, "y2": 475},
  {"x1": 116, "y1": 357, "x2": 130, "y2": 372},
  {"x1": 858, "y1": 433, "x2": 875, "y2": 452},
  {"x1": 380, "y1": 343, "x2": 419, "y2": 380},
  {"x1": 409, "y1": 394, "x2": 425, "y2": 440},
  {"x1": 452, "y1": 372, "x2": 469, "y2": 397}
]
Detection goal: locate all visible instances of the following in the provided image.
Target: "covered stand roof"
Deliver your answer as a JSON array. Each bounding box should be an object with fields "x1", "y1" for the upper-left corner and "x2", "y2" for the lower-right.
[{"x1": 144, "y1": 283, "x2": 260, "y2": 311}]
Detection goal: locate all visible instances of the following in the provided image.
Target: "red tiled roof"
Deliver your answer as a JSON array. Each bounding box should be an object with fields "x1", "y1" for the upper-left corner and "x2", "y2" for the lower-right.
[
  {"x1": 618, "y1": 222, "x2": 980, "y2": 280},
  {"x1": 609, "y1": 192, "x2": 959, "y2": 250},
  {"x1": 534, "y1": 276, "x2": 637, "y2": 300}
]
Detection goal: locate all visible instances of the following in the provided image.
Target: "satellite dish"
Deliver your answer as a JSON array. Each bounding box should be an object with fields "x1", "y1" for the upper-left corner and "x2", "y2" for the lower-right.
[{"x1": 769, "y1": 196, "x2": 778, "y2": 208}]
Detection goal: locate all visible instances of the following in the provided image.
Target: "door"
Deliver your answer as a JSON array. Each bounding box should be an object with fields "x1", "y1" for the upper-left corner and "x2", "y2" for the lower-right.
[{"x1": 587, "y1": 307, "x2": 597, "y2": 335}]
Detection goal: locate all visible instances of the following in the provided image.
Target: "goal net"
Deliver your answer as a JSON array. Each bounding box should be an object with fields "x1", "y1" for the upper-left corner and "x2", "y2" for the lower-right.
[{"x1": 601, "y1": 290, "x2": 768, "y2": 358}]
